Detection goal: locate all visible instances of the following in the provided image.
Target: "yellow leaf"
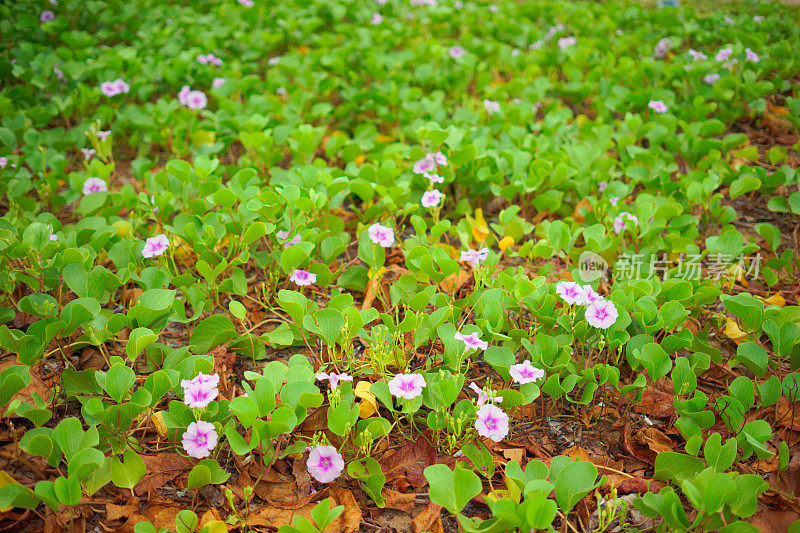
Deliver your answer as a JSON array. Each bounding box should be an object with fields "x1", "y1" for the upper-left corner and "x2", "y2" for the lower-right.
[
  {"x1": 368, "y1": 266, "x2": 386, "y2": 281},
  {"x1": 355, "y1": 381, "x2": 378, "y2": 419},
  {"x1": 112, "y1": 220, "x2": 133, "y2": 238},
  {"x1": 724, "y1": 318, "x2": 748, "y2": 340},
  {"x1": 471, "y1": 208, "x2": 490, "y2": 243},
  {"x1": 376, "y1": 134, "x2": 392, "y2": 143},
  {"x1": 0, "y1": 471, "x2": 23, "y2": 512},
  {"x1": 150, "y1": 411, "x2": 167, "y2": 437},
  {"x1": 297, "y1": 45, "x2": 310, "y2": 56},
  {"x1": 498, "y1": 236, "x2": 514, "y2": 251},
  {"x1": 764, "y1": 293, "x2": 786, "y2": 307},
  {"x1": 355, "y1": 154, "x2": 366, "y2": 165}
]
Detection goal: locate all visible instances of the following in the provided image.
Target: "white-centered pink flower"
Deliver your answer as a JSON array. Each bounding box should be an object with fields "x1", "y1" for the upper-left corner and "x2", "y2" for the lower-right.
[
  {"x1": 307, "y1": 445, "x2": 344, "y2": 483},
  {"x1": 370, "y1": 12, "x2": 383, "y2": 24},
  {"x1": 582, "y1": 285, "x2": 602, "y2": 304},
  {"x1": 557, "y1": 36, "x2": 576, "y2": 49},
  {"x1": 181, "y1": 371, "x2": 220, "y2": 409},
  {"x1": 449, "y1": 45, "x2": 466, "y2": 59},
  {"x1": 276, "y1": 87, "x2": 287, "y2": 96},
  {"x1": 0, "y1": 157, "x2": 7, "y2": 168},
  {"x1": 613, "y1": 212, "x2": 639, "y2": 234},
  {"x1": 100, "y1": 79, "x2": 130, "y2": 97},
  {"x1": 96, "y1": 130, "x2": 111, "y2": 141},
  {"x1": 460, "y1": 247, "x2": 490, "y2": 267},
  {"x1": 421, "y1": 189, "x2": 443, "y2": 208},
  {"x1": 316, "y1": 372, "x2": 353, "y2": 390},
  {"x1": 238, "y1": 0, "x2": 254, "y2": 6},
  {"x1": 182, "y1": 421, "x2": 218, "y2": 459},
  {"x1": 182, "y1": 89, "x2": 207, "y2": 110},
  {"x1": 468, "y1": 382, "x2": 503, "y2": 406},
  {"x1": 744, "y1": 48, "x2": 759, "y2": 63},
  {"x1": 688, "y1": 49, "x2": 707, "y2": 61},
  {"x1": 82, "y1": 177, "x2": 107, "y2": 195},
  {"x1": 424, "y1": 172, "x2": 444, "y2": 183},
  {"x1": 509, "y1": 361, "x2": 545, "y2": 385},
  {"x1": 653, "y1": 38, "x2": 671, "y2": 59},
  {"x1": 197, "y1": 53, "x2": 223, "y2": 66},
  {"x1": 40, "y1": 10, "x2": 55, "y2": 23},
  {"x1": 368, "y1": 223, "x2": 394, "y2": 247},
  {"x1": 484, "y1": 99, "x2": 500, "y2": 114},
  {"x1": 50, "y1": 234, "x2": 58, "y2": 241},
  {"x1": 142, "y1": 234, "x2": 169, "y2": 258},
  {"x1": 753, "y1": 15, "x2": 763, "y2": 22},
  {"x1": 212, "y1": 77, "x2": 226, "y2": 88},
  {"x1": 387, "y1": 373, "x2": 427, "y2": 400},
  {"x1": 585, "y1": 299, "x2": 618, "y2": 329},
  {"x1": 290, "y1": 269, "x2": 316, "y2": 286},
  {"x1": 555, "y1": 281, "x2": 589, "y2": 306},
  {"x1": 455, "y1": 331, "x2": 488, "y2": 351},
  {"x1": 610, "y1": 196, "x2": 620, "y2": 206},
  {"x1": 704, "y1": 73, "x2": 720, "y2": 85},
  {"x1": 598, "y1": 180, "x2": 608, "y2": 192},
  {"x1": 648, "y1": 100, "x2": 668, "y2": 113},
  {"x1": 268, "y1": 56, "x2": 281, "y2": 65},
  {"x1": 716, "y1": 47, "x2": 732, "y2": 62},
  {"x1": 475, "y1": 404, "x2": 509, "y2": 442},
  {"x1": 432, "y1": 151, "x2": 447, "y2": 166},
  {"x1": 413, "y1": 156, "x2": 437, "y2": 175},
  {"x1": 81, "y1": 148, "x2": 96, "y2": 160}
]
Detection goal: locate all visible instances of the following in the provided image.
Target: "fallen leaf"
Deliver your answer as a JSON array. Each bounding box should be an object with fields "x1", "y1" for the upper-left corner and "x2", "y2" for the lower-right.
[
  {"x1": 355, "y1": 380, "x2": 378, "y2": 418},
  {"x1": 749, "y1": 509, "x2": 800, "y2": 533},
  {"x1": 412, "y1": 502, "x2": 444, "y2": 533},
  {"x1": 134, "y1": 454, "x2": 195, "y2": 496},
  {"x1": 380, "y1": 434, "x2": 438, "y2": 490},
  {"x1": 501, "y1": 448, "x2": 524, "y2": 464},
  {"x1": 498, "y1": 235, "x2": 514, "y2": 251},
  {"x1": 640, "y1": 427, "x2": 674, "y2": 455},
  {"x1": 470, "y1": 208, "x2": 490, "y2": 243},
  {"x1": 439, "y1": 269, "x2": 471, "y2": 295},
  {"x1": 382, "y1": 488, "x2": 415, "y2": 513},
  {"x1": 724, "y1": 318, "x2": 748, "y2": 341},
  {"x1": 764, "y1": 293, "x2": 786, "y2": 307}
]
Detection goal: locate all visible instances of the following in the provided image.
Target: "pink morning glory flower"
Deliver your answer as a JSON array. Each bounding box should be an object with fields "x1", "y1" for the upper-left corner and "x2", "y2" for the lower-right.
[
  {"x1": 432, "y1": 151, "x2": 447, "y2": 166},
  {"x1": 475, "y1": 404, "x2": 509, "y2": 442},
  {"x1": 468, "y1": 382, "x2": 503, "y2": 406},
  {"x1": 238, "y1": 0, "x2": 254, "y2": 6},
  {"x1": 613, "y1": 212, "x2": 639, "y2": 234},
  {"x1": 648, "y1": 100, "x2": 668, "y2": 113},
  {"x1": 0, "y1": 157, "x2": 8, "y2": 168},
  {"x1": 276, "y1": 87, "x2": 287, "y2": 96},
  {"x1": 724, "y1": 15, "x2": 734, "y2": 24},
  {"x1": 413, "y1": 156, "x2": 437, "y2": 175},
  {"x1": 316, "y1": 372, "x2": 353, "y2": 390},
  {"x1": 460, "y1": 247, "x2": 490, "y2": 267},
  {"x1": 488, "y1": 4, "x2": 498, "y2": 12},
  {"x1": 50, "y1": 234, "x2": 58, "y2": 241},
  {"x1": 96, "y1": 130, "x2": 111, "y2": 141},
  {"x1": 585, "y1": 299, "x2": 619, "y2": 329},
  {"x1": 212, "y1": 77, "x2": 226, "y2": 88},
  {"x1": 290, "y1": 269, "x2": 316, "y2": 286},
  {"x1": 557, "y1": 36, "x2": 576, "y2": 49},
  {"x1": 455, "y1": 331, "x2": 488, "y2": 351},
  {"x1": 484, "y1": 99, "x2": 500, "y2": 114},
  {"x1": 653, "y1": 38, "x2": 671, "y2": 59},
  {"x1": 368, "y1": 223, "x2": 394, "y2": 247},
  {"x1": 197, "y1": 53, "x2": 223, "y2": 66},
  {"x1": 53, "y1": 65, "x2": 65, "y2": 81},
  {"x1": 421, "y1": 190, "x2": 443, "y2": 208},
  {"x1": 598, "y1": 180, "x2": 608, "y2": 192},
  {"x1": 276, "y1": 230, "x2": 290, "y2": 240},
  {"x1": 387, "y1": 373, "x2": 427, "y2": 400},
  {"x1": 509, "y1": 361, "x2": 545, "y2": 385},
  {"x1": 753, "y1": 15, "x2": 764, "y2": 22},
  {"x1": 610, "y1": 196, "x2": 620, "y2": 206},
  {"x1": 307, "y1": 445, "x2": 345, "y2": 483},
  {"x1": 181, "y1": 372, "x2": 220, "y2": 408},
  {"x1": 182, "y1": 421, "x2": 218, "y2": 459},
  {"x1": 371, "y1": 13, "x2": 383, "y2": 24},
  {"x1": 81, "y1": 148, "x2": 96, "y2": 160},
  {"x1": 40, "y1": 10, "x2": 55, "y2": 23},
  {"x1": 183, "y1": 90, "x2": 207, "y2": 110},
  {"x1": 744, "y1": 48, "x2": 759, "y2": 63},
  {"x1": 142, "y1": 234, "x2": 169, "y2": 258},
  {"x1": 582, "y1": 285, "x2": 602, "y2": 304},
  {"x1": 555, "y1": 281, "x2": 589, "y2": 306},
  {"x1": 268, "y1": 56, "x2": 281, "y2": 65},
  {"x1": 424, "y1": 172, "x2": 444, "y2": 184},
  {"x1": 704, "y1": 73, "x2": 720, "y2": 85},
  {"x1": 178, "y1": 85, "x2": 191, "y2": 106},
  {"x1": 449, "y1": 45, "x2": 466, "y2": 59},
  {"x1": 284, "y1": 235, "x2": 302, "y2": 248},
  {"x1": 716, "y1": 47, "x2": 732, "y2": 62},
  {"x1": 688, "y1": 49, "x2": 707, "y2": 61},
  {"x1": 82, "y1": 177, "x2": 107, "y2": 195}
]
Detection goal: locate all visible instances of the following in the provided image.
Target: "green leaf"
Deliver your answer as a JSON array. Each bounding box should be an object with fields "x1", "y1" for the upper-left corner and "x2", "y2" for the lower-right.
[
  {"x1": 553, "y1": 460, "x2": 601, "y2": 514},
  {"x1": 190, "y1": 314, "x2": 238, "y2": 353},
  {"x1": 187, "y1": 459, "x2": 230, "y2": 489},
  {"x1": 654, "y1": 452, "x2": 704, "y2": 484},
  {"x1": 424, "y1": 464, "x2": 482, "y2": 515},
  {"x1": 127, "y1": 327, "x2": 158, "y2": 362},
  {"x1": 110, "y1": 450, "x2": 146, "y2": 490}
]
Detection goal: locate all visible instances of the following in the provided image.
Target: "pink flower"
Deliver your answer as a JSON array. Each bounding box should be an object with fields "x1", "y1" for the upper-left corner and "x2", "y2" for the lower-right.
[
  {"x1": 582, "y1": 285, "x2": 602, "y2": 304},
  {"x1": 0, "y1": 157, "x2": 8, "y2": 168},
  {"x1": 368, "y1": 223, "x2": 394, "y2": 247},
  {"x1": 716, "y1": 47, "x2": 733, "y2": 62},
  {"x1": 688, "y1": 49, "x2": 707, "y2": 61},
  {"x1": 181, "y1": 372, "x2": 220, "y2": 409},
  {"x1": 182, "y1": 421, "x2": 218, "y2": 459},
  {"x1": 455, "y1": 331, "x2": 488, "y2": 351},
  {"x1": 745, "y1": 48, "x2": 759, "y2": 63},
  {"x1": 653, "y1": 38, "x2": 671, "y2": 59},
  {"x1": 276, "y1": 87, "x2": 287, "y2": 96},
  {"x1": 290, "y1": 269, "x2": 316, "y2": 286},
  {"x1": 648, "y1": 100, "x2": 668, "y2": 113},
  {"x1": 53, "y1": 65, "x2": 65, "y2": 81},
  {"x1": 371, "y1": 13, "x2": 383, "y2": 24},
  {"x1": 268, "y1": 57, "x2": 281, "y2": 65},
  {"x1": 613, "y1": 212, "x2": 639, "y2": 234},
  {"x1": 585, "y1": 299, "x2": 619, "y2": 329},
  {"x1": 557, "y1": 36, "x2": 576, "y2": 49},
  {"x1": 704, "y1": 73, "x2": 720, "y2": 85},
  {"x1": 142, "y1": 234, "x2": 169, "y2": 258},
  {"x1": 100, "y1": 79, "x2": 129, "y2": 97},
  {"x1": 413, "y1": 156, "x2": 437, "y2": 175},
  {"x1": 449, "y1": 45, "x2": 466, "y2": 59},
  {"x1": 555, "y1": 281, "x2": 589, "y2": 306},
  {"x1": 488, "y1": 4, "x2": 498, "y2": 12},
  {"x1": 96, "y1": 130, "x2": 111, "y2": 141},
  {"x1": 284, "y1": 235, "x2": 302, "y2": 248},
  {"x1": 82, "y1": 177, "x2": 107, "y2": 195},
  {"x1": 316, "y1": 372, "x2": 353, "y2": 390},
  {"x1": 197, "y1": 54, "x2": 223, "y2": 66},
  {"x1": 50, "y1": 234, "x2": 58, "y2": 241},
  {"x1": 598, "y1": 181, "x2": 608, "y2": 192},
  {"x1": 468, "y1": 382, "x2": 503, "y2": 406},
  {"x1": 460, "y1": 247, "x2": 490, "y2": 267},
  {"x1": 178, "y1": 85, "x2": 191, "y2": 106},
  {"x1": 610, "y1": 196, "x2": 620, "y2": 206},
  {"x1": 421, "y1": 190, "x2": 443, "y2": 208},
  {"x1": 40, "y1": 10, "x2": 55, "y2": 23},
  {"x1": 276, "y1": 230, "x2": 290, "y2": 240},
  {"x1": 475, "y1": 404, "x2": 509, "y2": 442},
  {"x1": 81, "y1": 148, "x2": 96, "y2": 160},
  {"x1": 432, "y1": 151, "x2": 447, "y2": 166},
  {"x1": 212, "y1": 77, "x2": 226, "y2": 88},
  {"x1": 387, "y1": 373, "x2": 427, "y2": 399},
  {"x1": 238, "y1": 0, "x2": 254, "y2": 5},
  {"x1": 509, "y1": 361, "x2": 544, "y2": 385},
  {"x1": 753, "y1": 15, "x2": 764, "y2": 22},
  {"x1": 424, "y1": 172, "x2": 444, "y2": 184},
  {"x1": 484, "y1": 99, "x2": 500, "y2": 114},
  {"x1": 183, "y1": 90, "x2": 207, "y2": 110},
  {"x1": 307, "y1": 445, "x2": 344, "y2": 483}
]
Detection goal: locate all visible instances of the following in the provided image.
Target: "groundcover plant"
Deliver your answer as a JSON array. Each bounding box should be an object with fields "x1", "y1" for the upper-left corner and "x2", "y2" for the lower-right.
[{"x1": 1, "y1": 0, "x2": 800, "y2": 531}]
